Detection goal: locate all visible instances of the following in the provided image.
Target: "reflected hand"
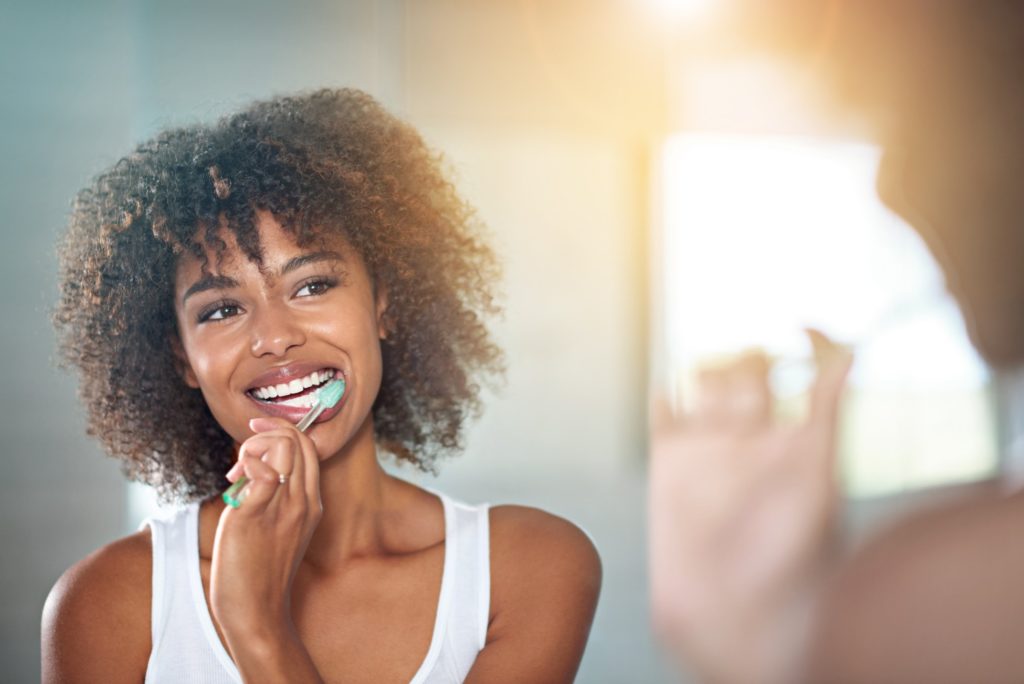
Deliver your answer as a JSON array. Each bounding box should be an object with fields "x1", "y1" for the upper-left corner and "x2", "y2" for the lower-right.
[{"x1": 648, "y1": 330, "x2": 853, "y2": 684}]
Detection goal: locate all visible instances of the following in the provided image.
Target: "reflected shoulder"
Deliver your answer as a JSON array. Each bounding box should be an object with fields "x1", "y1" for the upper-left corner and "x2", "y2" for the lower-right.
[{"x1": 806, "y1": 488, "x2": 1024, "y2": 682}]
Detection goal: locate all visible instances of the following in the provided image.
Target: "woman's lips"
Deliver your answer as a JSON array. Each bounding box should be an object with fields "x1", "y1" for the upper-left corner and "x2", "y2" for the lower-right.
[
  {"x1": 244, "y1": 362, "x2": 342, "y2": 395},
  {"x1": 246, "y1": 366, "x2": 338, "y2": 398}
]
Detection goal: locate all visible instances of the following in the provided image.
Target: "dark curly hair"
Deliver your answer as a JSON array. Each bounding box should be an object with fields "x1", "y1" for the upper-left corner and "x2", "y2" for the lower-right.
[{"x1": 54, "y1": 88, "x2": 503, "y2": 502}]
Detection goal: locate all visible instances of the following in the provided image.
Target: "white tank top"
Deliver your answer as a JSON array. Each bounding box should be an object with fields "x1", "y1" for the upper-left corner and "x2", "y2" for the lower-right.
[{"x1": 141, "y1": 493, "x2": 491, "y2": 683}]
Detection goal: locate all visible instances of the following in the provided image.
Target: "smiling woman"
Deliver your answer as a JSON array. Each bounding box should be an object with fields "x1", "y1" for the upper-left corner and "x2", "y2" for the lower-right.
[
  {"x1": 55, "y1": 89, "x2": 503, "y2": 500},
  {"x1": 42, "y1": 89, "x2": 601, "y2": 684}
]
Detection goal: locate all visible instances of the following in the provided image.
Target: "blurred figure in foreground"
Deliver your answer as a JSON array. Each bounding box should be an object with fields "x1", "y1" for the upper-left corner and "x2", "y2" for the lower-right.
[{"x1": 649, "y1": 2, "x2": 1024, "y2": 682}]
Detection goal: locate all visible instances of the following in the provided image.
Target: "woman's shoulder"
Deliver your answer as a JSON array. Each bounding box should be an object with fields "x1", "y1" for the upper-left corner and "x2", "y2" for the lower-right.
[
  {"x1": 43, "y1": 528, "x2": 153, "y2": 628},
  {"x1": 488, "y1": 504, "x2": 601, "y2": 572},
  {"x1": 487, "y1": 504, "x2": 602, "y2": 617},
  {"x1": 41, "y1": 529, "x2": 153, "y2": 682}
]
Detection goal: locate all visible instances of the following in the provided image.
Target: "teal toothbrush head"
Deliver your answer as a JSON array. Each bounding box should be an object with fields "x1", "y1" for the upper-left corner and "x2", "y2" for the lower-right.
[{"x1": 318, "y1": 377, "x2": 346, "y2": 409}]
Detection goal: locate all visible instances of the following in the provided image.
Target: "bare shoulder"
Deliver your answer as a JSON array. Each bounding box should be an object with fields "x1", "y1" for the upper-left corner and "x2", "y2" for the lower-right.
[
  {"x1": 489, "y1": 505, "x2": 602, "y2": 592},
  {"x1": 42, "y1": 528, "x2": 153, "y2": 683},
  {"x1": 487, "y1": 505, "x2": 601, "y2": 634},
  {"x1": 807, "y1": 489, "x2": 1024, "y2": 683}
]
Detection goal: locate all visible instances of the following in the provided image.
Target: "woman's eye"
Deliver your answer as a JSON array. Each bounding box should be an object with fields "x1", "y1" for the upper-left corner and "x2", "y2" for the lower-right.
[
  {"x1": 198, "y1": 303, "x2": 240, "y2": 323},
  {"x1": 296, "y1": 278, "x2": 336, "y2": 297}
]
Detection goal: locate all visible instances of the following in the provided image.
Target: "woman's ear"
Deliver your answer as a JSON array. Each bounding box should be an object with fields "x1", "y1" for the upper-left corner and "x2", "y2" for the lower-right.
[
  {"x1": 170, "y1": 335, "x2": 200, "y2": 389},
  {"x1": 375, "y1": 286, "x2": 391, "y2": 340}
]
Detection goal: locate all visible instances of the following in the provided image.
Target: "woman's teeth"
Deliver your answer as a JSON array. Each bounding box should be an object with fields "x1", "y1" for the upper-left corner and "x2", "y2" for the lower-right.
[
  {"x1": 274, "y1": 392, "x2": 320, "y2": 409},
  {"x1": 250, "y1": 369, "x2": 335, "y2": 401}
]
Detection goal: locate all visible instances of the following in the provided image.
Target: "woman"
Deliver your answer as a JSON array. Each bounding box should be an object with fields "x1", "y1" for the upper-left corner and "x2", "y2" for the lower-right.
[{"x1": 43, "y1": 88, "x2": 601, "y2": 683}]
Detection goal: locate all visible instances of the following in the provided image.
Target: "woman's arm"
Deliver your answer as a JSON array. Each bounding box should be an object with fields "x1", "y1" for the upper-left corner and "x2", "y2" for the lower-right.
[
  {"x1": 464, "y1": 506, "x2": 602, "y2": 684},
  {"x1": 41, "y1": 530, "x2": 153, "y2": 684},
  {"x1": 210, "y1": 417, "x2": 326, "y2": 684}
]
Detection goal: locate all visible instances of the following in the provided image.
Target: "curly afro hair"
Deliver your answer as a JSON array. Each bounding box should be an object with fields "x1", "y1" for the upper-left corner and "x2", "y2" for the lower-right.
[{"x1": 55, "y1": 88, "x2": 503, "y2": 502}]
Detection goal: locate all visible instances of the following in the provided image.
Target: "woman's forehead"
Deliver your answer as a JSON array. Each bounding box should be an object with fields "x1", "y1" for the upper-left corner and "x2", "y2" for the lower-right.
[{"x1": 174, "y1": 213, "x2": 355, "y2": 285}]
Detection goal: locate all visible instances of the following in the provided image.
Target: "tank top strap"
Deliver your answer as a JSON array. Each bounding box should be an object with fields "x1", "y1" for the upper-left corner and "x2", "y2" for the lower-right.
[
  {"x1": 446, "y1": 497, "x2": 490, "y2": 652},
  {"x1": 413, "y1": 493, "x2": 491, "y2": 682},
  {"x1": 140, "y1": 513, "x2": 167, "y2": 658}
]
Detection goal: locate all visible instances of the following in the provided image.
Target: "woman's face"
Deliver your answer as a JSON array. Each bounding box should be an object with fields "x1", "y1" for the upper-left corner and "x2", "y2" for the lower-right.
[{"x1": 173, "y1": 211, "x2": 388, "y2": 458}]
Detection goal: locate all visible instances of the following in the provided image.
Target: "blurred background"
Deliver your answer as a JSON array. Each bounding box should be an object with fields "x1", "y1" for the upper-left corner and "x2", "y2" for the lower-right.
[{"x1": 2, "y1": 0, "x2": 1018, "y2": 681}]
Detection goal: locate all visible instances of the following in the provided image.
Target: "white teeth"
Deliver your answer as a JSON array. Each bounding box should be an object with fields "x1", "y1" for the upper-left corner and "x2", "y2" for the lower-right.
[
  {"x1": 250, "y1": 368, "x2": 336, "y2": 401},
  {"x1": 275, "y1": 392, "x2": 319, "y2": 408}
]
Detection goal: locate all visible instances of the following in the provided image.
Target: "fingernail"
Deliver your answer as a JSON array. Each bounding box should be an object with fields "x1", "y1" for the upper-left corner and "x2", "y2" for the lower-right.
[{"x1": 250, "y1": 418, "x2": 276, "y2": 432}]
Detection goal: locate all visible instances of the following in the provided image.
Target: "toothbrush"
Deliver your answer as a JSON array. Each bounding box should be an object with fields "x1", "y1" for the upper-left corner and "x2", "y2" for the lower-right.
[{"x1": 223, "y1": 377, "x2": 346, "y2": 509}]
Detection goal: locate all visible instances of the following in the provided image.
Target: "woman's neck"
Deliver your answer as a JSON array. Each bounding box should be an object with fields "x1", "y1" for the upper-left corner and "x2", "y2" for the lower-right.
[{"x1": 302, "y1": 414, "x2": 401, "y2": 570}]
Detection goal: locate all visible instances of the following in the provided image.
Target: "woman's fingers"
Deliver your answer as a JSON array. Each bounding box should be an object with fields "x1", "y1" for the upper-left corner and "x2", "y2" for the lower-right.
[
  {"x1": 693, "y1": 351, "x2": 772, "y2": 432},
  {"x1": 242, "y1": 432, "x2": 296, "y2": 480},
  {"x1": 693, "y1": 365, "x2": 730, "y2": 425},
  {"x1": 249, "y1": 420, "x2": 306, "y2": 493},
  {"x1": 728, "y1": 352, "x2": 772, "y2": 429},
  {"x1": 806, "y1": 328, "x2": 854, "y2": 430},
  {"x1": 234, "y1": 451, "x2": 289, "y2": 512},
  {"x1": 680, "y1": 335, "x2": 849, "y2": 439},
  {"x1": 230, "y1": 421, "x2": 303, "y2": 510},
  {"x1": 247, "y1": 417, "x2": 320, "y2": 510}
]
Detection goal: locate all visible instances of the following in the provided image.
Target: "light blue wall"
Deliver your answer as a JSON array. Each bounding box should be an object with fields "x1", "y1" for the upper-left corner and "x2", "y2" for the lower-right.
[
  {"x1": 0, "y1": 1, "x2": 406, "y2": 680},
  {"x1": 2, "y1": 3, "x2": 138, "y2": 680}
]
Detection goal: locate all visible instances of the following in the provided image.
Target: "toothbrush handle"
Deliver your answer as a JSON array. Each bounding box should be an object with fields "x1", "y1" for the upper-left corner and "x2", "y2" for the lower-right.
[
  {"x1": 222, "y1": 402, "x2": 326, "y2": 508},
  {"x1": 223, "y1": 477, "x2": 249, "y2": 508},
  {"x1": 295, "y1": 402, "x2": 327, "y2": 431}
]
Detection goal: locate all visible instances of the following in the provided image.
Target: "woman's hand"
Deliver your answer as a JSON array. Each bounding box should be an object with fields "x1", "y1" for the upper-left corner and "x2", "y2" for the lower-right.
[
  {"x1": 210, "y1": 417, "x2": 323, "y2": 657},
  {"x1": 647, "y1": 330, "x2": 853, "y2": 684}
]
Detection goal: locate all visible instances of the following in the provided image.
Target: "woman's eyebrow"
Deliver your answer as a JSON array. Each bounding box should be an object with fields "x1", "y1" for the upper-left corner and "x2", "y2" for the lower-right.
[
  {"x1": 181, "y1": 274, "x2": 239, "y2": 305},
  {"x1": 280, "y1": 250, "x2": 345, "y2": 276}
]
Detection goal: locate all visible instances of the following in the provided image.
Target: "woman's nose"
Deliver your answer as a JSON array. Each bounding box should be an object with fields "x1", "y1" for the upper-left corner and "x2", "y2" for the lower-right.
[{"x1": 248, "y1": 305, "x2": 306, "y2": 357}]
